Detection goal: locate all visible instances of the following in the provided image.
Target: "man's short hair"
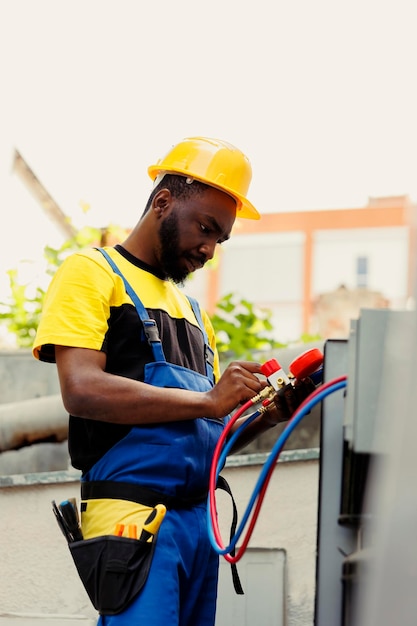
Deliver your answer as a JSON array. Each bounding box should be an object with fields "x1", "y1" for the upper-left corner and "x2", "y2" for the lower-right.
[{"x1": 142, "y1": 174, "x2": 210, "y2": 216}]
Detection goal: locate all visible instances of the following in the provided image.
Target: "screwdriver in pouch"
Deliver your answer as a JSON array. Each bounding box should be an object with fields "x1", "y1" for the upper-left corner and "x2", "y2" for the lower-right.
[
  {"x1": 139, "y1": 504, "x2": 167, "y2": 542},
  {"x1": 59, "y1": 499, "x2": 84, "y2": 542},
  {"x1": 52, "y1": 500, "x2": 73, "y2": 543},
  {"x1": 68, "y1": 497, "x2": 80, "y2": 524}
]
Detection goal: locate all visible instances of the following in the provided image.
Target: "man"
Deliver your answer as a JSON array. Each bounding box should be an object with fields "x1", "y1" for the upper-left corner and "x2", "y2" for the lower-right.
[{"x1": 33, "y1": 137, "x2": 309, "y2": 625}]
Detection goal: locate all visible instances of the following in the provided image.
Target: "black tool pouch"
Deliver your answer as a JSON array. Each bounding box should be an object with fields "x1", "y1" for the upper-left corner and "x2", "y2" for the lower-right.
[{"x1": 68, "y1": 535, "x2": 156, "y2": 615}]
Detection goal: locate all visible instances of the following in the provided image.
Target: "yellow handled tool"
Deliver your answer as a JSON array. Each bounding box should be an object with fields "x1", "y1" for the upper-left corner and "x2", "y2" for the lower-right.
[{"x1": 139, "y1": 504, "x2": 167, "y2": 542}]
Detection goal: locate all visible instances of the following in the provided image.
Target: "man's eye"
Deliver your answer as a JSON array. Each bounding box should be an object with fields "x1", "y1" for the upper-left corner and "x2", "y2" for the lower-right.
[{"x1": 200, "y1": 223, "x2": 210, "y2": 233}]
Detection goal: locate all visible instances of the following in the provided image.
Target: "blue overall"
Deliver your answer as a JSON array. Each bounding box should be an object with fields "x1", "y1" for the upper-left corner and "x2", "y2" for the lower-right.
[{"x1": 88, "y1": 249, "x2": 224, "y2": 626}]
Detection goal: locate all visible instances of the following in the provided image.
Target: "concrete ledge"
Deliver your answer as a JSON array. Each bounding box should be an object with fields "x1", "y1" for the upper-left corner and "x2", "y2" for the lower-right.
[
  {"x1": 0, "y1": 615, "x2": 95, "y2": 625},
  {"x1": 0, "y1": 468, "x2": 81, "y2": 488},
  {"x1": 226, "y1": 447, "x2": 320, "y2": 467}
]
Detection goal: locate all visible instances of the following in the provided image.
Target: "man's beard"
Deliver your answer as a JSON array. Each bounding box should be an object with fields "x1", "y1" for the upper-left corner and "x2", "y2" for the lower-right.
[{"x1": 158, "y1": 212, "x2": 190, "y2": 285}]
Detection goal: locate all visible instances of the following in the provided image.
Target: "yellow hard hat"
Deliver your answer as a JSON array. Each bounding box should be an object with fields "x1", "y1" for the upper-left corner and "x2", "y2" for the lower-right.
[{"x1": 148, "y1": 136, "x2": 260, "y2": 220}]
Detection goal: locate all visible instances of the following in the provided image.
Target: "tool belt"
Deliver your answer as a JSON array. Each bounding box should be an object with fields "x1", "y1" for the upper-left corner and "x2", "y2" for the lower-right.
[
  {"x1": 55, "y1": 477, "x2": 242, "y2": 617},
  {"x1": 69, "y1": 532, "x2": 155, "y2": 616},
  {"x1": 80, "y1": 477, "x2": 244, "y2": 596},
  {"x1": 81, "y1": 480, "x2": 208, "y2": 509}
]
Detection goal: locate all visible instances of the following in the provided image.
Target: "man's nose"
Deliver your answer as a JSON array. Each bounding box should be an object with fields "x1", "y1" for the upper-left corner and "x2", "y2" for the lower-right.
[{"x1": 198, "y1": 241, "x2": 216, "y2": 261}]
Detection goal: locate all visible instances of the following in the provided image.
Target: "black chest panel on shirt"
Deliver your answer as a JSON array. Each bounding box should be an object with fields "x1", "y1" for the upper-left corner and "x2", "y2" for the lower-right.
[{"x1": 103, "y1": 303, "x2": 207, "y2": 378}]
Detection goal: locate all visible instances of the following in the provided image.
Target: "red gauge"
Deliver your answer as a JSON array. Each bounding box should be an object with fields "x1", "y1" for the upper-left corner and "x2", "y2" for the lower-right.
[
  {"x1": 289, "y1": 348, "x2": 323, "y2": 380},
  {"x1": 260, "y1": 359, "x2": 282, "y2": 378}
]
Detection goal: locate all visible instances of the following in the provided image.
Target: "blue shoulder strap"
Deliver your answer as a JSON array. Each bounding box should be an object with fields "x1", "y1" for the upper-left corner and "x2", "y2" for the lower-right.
[
  {"x1": 96, "y1": 247, "x2": 166, "y2": 362},
  {"x1": 186, "y1": 296, "x2": 214, "y2": 382}
]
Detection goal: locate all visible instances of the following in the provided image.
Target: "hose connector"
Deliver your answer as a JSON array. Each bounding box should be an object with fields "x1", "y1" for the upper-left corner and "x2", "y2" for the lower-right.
[{"x1": 250, "y1": 385, "x2": 275, "y2": 404}]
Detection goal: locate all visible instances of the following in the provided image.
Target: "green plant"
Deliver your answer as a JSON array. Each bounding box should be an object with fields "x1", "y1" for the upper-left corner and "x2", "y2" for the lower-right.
[
  {"x1": 0, "y1": 269, "x2": 46, "y2": 348},
  {"x1": 210, "y1": 292, "x2": 286, "y2": 361},
  {"x1": 0, "y1": 225, "x2": 110, "y2": 348}
]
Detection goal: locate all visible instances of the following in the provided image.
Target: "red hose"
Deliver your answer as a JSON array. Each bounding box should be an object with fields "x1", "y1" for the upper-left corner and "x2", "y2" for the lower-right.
[{"x1": 209, "y1": 376, "x2": 347, "y2": 562}]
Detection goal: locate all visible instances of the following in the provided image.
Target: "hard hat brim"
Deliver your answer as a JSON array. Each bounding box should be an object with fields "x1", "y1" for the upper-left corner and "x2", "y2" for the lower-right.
[{"x1": 148, "y1": 165, "x2": 260, "y2": 220}]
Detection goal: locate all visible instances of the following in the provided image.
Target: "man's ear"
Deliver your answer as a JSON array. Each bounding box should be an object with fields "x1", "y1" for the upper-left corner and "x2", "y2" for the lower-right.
[{"x1": 153, "y1": 188, "x2": 172, "y2": 218}]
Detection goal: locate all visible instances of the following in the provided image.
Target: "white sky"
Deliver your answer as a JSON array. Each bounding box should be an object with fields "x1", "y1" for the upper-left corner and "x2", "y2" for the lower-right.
[{"x1": 1, "y1": 0, "x2": 416, "y2": 269}]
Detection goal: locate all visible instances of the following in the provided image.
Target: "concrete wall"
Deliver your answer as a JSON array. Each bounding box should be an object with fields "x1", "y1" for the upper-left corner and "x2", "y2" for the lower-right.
[
  {"x1": 0, "y1": 350, "x2": 60, "y2": 403},
  {"x1": 0, "y1": 452, "x2": 319, "y2": 626}
]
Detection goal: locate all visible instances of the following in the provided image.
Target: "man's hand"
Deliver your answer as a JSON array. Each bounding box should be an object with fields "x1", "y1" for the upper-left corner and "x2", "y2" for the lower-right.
[
  {"x1": 206, "y1": 361, "x2": 267, "y2": 420},
  {"x1": 265, "y1": 377, "x2": 316, "y2": 425}
]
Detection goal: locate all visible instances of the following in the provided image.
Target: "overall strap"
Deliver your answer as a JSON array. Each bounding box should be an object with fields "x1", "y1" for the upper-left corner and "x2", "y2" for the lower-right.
[
  {"x1": 216, "y1": 476, "x2": 244, "y2": 595},
  {"x1": 186, "y1": 296, "x2": 214, "y2": 383},
  {"x1": 96, "y1": 247, "x2": 166, "y2": 363}
]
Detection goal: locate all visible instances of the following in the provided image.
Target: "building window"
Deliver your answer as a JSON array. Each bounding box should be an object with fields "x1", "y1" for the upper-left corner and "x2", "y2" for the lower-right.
[{"x1": 356, "y1": 256, "x2": 368, "y2": 288}]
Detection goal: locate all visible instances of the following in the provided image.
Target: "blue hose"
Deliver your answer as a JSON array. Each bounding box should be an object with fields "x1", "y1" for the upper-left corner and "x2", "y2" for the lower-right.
[{"x1": 208, "y1": 378, "x2": 347, "y2": 555}]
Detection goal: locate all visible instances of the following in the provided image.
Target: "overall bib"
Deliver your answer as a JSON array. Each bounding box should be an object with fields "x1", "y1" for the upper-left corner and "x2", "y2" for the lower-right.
[{"x1": 82, "y1": 248, "x2": 224, "y2": 626}]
